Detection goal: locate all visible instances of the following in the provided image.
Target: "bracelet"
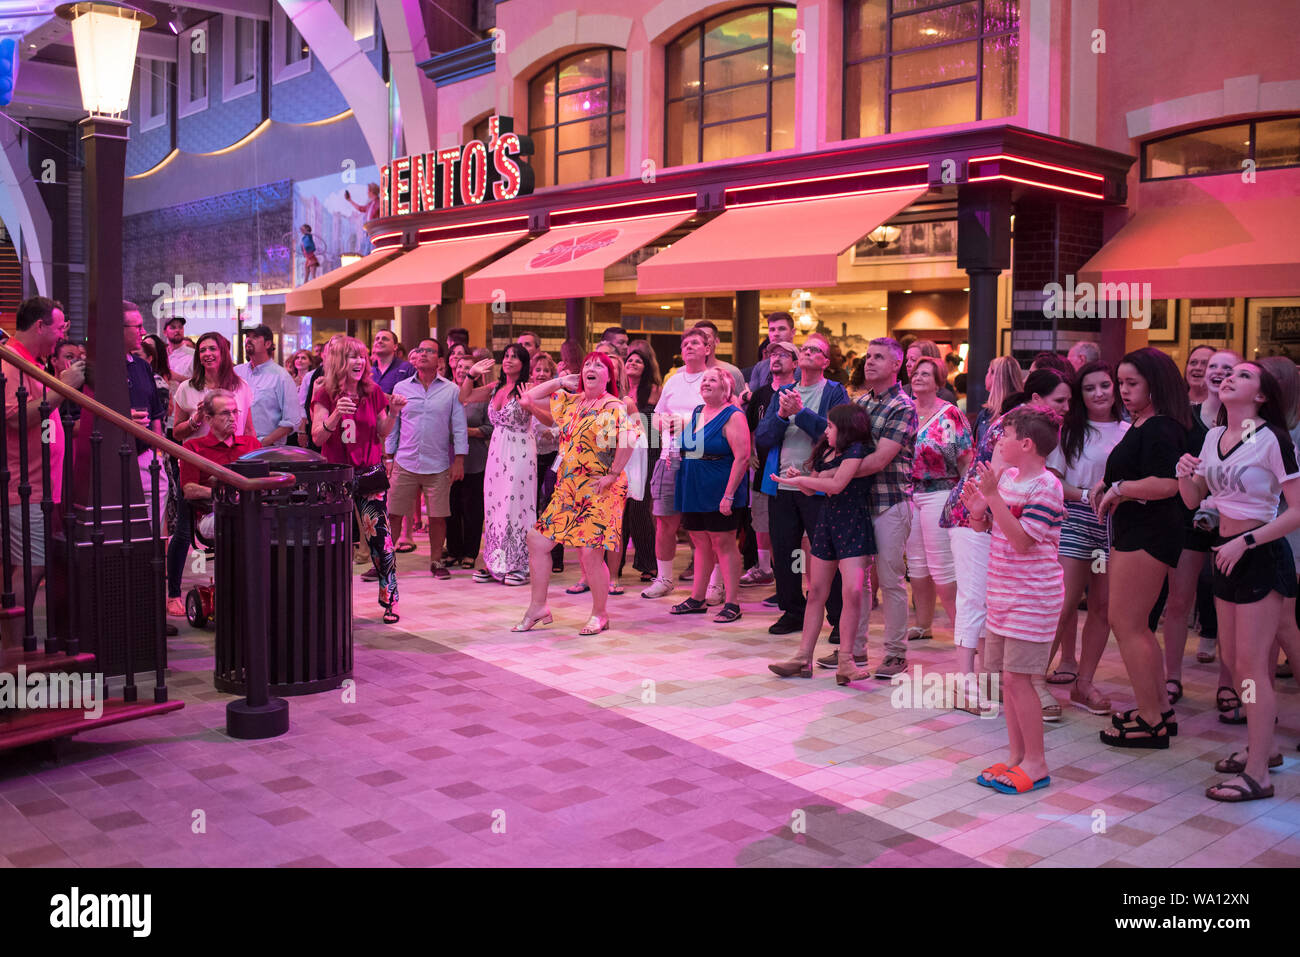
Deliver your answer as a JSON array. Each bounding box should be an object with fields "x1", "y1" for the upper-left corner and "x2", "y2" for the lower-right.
[{"x1": 322, "y1": 421, "x2": 336, "y2": 433}]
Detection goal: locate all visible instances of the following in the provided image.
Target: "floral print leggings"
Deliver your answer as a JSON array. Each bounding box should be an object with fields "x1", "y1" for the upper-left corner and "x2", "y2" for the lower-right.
[{"x1": 354, "y1": 489, "x2": 398, "y2": 609}]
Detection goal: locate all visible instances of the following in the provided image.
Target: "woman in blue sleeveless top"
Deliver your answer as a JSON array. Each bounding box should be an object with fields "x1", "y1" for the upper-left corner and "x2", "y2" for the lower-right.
[{"x1": 671, "y1": 368, "x2": 751, "y2": 622}]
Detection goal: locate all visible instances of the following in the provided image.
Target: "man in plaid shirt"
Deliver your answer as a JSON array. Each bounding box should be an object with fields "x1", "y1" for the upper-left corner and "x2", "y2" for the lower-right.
[{"x1": 834, "y1": 337, "x2": 917, "y2": 678}]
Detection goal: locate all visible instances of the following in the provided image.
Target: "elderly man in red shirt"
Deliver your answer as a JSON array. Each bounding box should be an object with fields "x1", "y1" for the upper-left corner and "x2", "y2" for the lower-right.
[{"x1": 179, "y1": 390, "x2": 261, "y2": 517}]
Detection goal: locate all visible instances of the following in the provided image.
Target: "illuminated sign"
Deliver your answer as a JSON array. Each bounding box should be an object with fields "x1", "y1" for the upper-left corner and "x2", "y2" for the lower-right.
[{"x1": 381, "y1": 115, "x2": 535, "y2": 217}]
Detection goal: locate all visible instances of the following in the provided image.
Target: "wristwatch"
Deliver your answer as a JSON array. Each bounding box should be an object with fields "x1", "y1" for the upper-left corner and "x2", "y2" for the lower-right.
[{"x1": 1244, "y1": 532, "x2": 1257, "y2": 548}]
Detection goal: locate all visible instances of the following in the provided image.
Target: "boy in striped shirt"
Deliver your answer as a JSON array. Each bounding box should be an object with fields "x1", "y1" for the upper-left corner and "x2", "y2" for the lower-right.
[{"x1": 961, "y1": 406, "x2": 1065, "y2": 794}]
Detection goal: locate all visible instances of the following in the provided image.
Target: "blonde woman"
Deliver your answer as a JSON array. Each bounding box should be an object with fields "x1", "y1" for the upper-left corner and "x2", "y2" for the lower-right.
[{"x1": 311, "y1": 336, "x2": 406, "y2": 623}]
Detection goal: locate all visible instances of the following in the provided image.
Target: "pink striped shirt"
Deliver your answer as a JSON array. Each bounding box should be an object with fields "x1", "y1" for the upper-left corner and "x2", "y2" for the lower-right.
[{"x1": 986, "y1": 467, "x2": 1065, "y2": 642}]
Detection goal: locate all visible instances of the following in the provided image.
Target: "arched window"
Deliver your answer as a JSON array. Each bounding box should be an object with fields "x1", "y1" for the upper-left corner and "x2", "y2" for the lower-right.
[
  {"x1": 844, "y1": 0, "x2": 1020, "y2": 138},
  {"x1": 528, "y1": 48, "x2": 627, "y2": 187},
  {"x1": 666, "y1": 5, "x2": 797, "y2": 166}
]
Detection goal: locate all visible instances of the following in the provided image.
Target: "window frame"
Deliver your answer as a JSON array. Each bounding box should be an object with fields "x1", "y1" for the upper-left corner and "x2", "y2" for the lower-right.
[
  {"x1": 527, "y1": 47, "x2": 626, "y2": 187},
  {"x1": 841, "y1": 0, "x2": 1021, "y2": 140},
  {"x1": 664, "y1": 4, "x2": 798, "y2": 168},
  {"x1": 331, "y1": 0, "x2": 377, "y2": 51},
  {"x1": 1141, "y1": 115, "x2": 1300, "y2": 182},
  {"x1": 272, "y1": 4, "x2": 313, "y2": 84},
  {"x1": 140, "y1": 59, "x2": 169, "y2": 132},
  {"x1": 177, "y1": 21, "x2": 211, "y2": 117},
  {"x1": 222, "y1": 14, "x2": 259, "y2": 102}
]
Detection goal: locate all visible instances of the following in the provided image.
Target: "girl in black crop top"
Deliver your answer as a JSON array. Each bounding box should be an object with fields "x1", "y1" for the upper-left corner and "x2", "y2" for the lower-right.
[
  {"x1": 1176, "y1": 361, "x2": 1300, "y2": 802},
  {"x1": 1091, "y1": 348, "x2": 1191, "y2": 751}
]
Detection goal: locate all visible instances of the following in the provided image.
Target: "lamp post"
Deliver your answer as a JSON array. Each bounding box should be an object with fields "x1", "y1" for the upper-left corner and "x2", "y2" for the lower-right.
[
  {"x1": 56, "y1": 1, "x2": 153, "y2": 506},
  {"x1": 231, "y1": 281, "x2": 250, "y2": 363}
]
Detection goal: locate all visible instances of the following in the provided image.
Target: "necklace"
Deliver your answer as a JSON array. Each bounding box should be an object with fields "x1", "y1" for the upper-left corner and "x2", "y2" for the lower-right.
[{"x1": 680, "y1": 368, "x2": 704, "y2": 384}]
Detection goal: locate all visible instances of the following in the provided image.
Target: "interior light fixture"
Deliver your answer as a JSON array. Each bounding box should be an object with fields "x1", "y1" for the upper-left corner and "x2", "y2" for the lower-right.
[
  {"x1": 867, "y1": 224, "x2": 901, "y2": 249},
  {"x1": 168, "y1": 4, "x2": 179, "y2": 33}
]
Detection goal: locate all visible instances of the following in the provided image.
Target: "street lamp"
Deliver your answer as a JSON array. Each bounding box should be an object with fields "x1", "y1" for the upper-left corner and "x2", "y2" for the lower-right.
[
  {"x1": 56, "y1": 1, "x2": 154, "y2": 505},
  {"x1": 231, "y1": 281, "x2": 250, "y2": 362}
]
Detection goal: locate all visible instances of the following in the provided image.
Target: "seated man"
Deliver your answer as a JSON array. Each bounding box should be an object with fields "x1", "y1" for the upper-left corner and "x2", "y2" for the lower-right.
[{"x1": 178, "y1": 390, "x2": 261, "y2": 527}]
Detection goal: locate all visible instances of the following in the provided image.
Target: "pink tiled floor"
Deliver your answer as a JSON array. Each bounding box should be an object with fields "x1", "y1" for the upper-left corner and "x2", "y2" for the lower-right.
[{"x1": 2, "y1": 544, "x2": 1298, "y2": 867}]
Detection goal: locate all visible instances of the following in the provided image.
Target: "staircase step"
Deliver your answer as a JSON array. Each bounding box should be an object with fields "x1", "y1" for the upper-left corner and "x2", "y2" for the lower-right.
[
  {"x1": 0, "y1": 648, "x2": 96, "y2": 678},
  {"x1": 0, "y1": 606, "x2": 25, "y2": 621},
  {"x1": 0, "y1": 699, "x2": 185, "y2": 752}
]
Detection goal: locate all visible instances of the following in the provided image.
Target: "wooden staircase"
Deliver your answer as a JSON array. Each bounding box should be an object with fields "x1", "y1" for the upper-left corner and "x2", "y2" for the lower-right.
[{"x1": 0, "y1": 643, "x2": 184, "y2": 753}]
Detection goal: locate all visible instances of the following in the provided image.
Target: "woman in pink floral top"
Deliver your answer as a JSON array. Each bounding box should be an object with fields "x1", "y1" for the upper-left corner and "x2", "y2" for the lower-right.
[{"x1": 906, "y1": 358, "x2": 974, "y2": 643}]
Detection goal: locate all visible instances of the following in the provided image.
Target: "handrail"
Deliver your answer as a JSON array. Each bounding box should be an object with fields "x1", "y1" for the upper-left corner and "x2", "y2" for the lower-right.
[{"x1": 0, "y1": 343, "x2": 295, "y2": 493}]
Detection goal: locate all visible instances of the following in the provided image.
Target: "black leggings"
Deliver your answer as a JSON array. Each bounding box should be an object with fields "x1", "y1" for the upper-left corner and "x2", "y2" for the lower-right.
[{"x1": 166, "y1": 499, "x2": 194, "y2": 599}]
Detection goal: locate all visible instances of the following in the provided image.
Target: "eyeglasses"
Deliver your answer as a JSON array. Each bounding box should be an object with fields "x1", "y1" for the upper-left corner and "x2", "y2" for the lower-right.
[{"x1": 800, "y1": 345, "x2": 826, "y2": 356}]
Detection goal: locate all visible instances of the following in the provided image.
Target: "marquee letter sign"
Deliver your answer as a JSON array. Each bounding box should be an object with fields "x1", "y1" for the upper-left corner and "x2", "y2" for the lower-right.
[{"x1": 380, "y1": 115, "x2": 535, "y2": 217}]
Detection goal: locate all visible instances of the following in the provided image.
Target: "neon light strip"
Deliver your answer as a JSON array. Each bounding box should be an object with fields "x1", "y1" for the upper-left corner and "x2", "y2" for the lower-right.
[
  {"x1": 552, "y1": 192, "x2": 698, "y2": 217},
  {"x1": 551, "y1": 209, "x2": 695, "y2": 228},
  {"x1": 417, "y1": 228, "x2": 528, "y2": 247},
  {"x1": 728, "y1": 183, "x2": 925, "y2": 209},
  {"x1": 726, "y1": 165, "x2": 929, "y2": 199},
  {"x1": 370, "y1": 232, "x2": 403, "y2": 245},
  {"x1": 968, "y1": 153, "x2": 1105, "y2": 182},
  {"x1": 967, "y1": 174, "x2": 1105, "y2": 200}
]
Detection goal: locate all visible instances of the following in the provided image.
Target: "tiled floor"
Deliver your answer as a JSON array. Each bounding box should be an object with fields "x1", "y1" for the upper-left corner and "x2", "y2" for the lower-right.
[{"x1": 2, "y1": 543, "x2": 1298, "y2": 868}]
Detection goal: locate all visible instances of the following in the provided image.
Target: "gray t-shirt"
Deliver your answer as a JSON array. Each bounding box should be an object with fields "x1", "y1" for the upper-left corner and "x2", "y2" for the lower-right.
[{"x1": 778, "y1": 380, "x2": 827, "y2": 490}]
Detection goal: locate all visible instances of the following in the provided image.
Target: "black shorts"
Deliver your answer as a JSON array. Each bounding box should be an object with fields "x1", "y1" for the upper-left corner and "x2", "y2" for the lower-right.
[
  {"x1": 1112, "y1": 521, "x2": 1184, "y2": 569},
  {"x1": 1184, "y1": 522, "x2": 1215, "y2": 553},
  {"x1": 1211, "y1": 534, "x2": 1298, "y2": 605},
  {"x1": 810, "y1": 505, "x2": 876, "y2": 562},
  {"x1": 682, "y1": 510, "x2": 740, "y2": 533}
]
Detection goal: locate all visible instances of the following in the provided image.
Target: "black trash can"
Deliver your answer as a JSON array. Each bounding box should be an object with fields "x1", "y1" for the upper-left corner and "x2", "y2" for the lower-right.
[{"x1": 212, "y1": 448, "x2": 355, "y2": 696}]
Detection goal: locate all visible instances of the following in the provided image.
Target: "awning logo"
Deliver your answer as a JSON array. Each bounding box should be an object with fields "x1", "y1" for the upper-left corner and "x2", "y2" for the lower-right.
[{"x1": 528, "y1": 229, "x2": 621, "y2": 269}]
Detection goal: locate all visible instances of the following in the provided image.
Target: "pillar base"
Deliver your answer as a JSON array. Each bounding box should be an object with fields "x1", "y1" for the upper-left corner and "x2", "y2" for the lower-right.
[{"x1": 225, "y1": 697, "x2": 290, "y2": 739}]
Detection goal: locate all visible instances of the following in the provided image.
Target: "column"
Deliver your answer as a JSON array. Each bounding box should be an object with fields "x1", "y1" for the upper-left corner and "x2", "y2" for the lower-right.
[
  {"x1": 957, "y1": 184, "x2": 1012, "y2": 415},
  {"x1": 565, "y1": 298, "x2": 588, "y2": 348},
  {"x1": 735, "y1": 290, "x2": 760, "y2": 371}
]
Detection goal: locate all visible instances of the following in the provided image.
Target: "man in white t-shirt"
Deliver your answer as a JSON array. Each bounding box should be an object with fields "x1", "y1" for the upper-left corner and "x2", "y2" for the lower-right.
[
  {"x1": 642, "y1": 328, "x2": 710, "y2": 599},
  {"x1": 164, "y1": 316, "x2": 194, "y2": 386}
]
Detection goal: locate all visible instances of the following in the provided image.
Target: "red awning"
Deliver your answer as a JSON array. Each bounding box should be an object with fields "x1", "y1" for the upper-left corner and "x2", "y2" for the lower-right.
[
  {"x1": 339, "y1": 230, "x2": 528, "y2": 309},
  {"x1": 1078, "y1": 196, "x2": 1300, "y2": 298},
  {"x1": 463, "y1": 211, "x2": 694, "y2": 303},
  {"x1": 284, "y1": 248, "x2": 401, "y2": 318},
  {"x1": 636, "y1": 188, "x2": 926, "y2": 295}
]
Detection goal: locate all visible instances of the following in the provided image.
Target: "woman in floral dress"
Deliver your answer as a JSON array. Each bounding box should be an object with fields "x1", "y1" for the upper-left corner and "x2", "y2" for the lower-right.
[
  {"x1": 462, "y1": 344, "x2": 535, "y2": 585},
  {"x1": 514, "y1": 352, "x2": 635, "y2": 636}
]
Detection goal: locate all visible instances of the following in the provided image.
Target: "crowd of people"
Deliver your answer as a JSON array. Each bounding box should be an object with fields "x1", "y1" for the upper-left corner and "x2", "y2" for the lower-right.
[{"x1": 11, "y1": 295, "x2": 1298, "y2": 807}]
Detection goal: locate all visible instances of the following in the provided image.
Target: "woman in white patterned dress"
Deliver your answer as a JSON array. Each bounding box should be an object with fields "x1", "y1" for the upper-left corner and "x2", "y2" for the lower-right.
[{"x1": 462, "y1": 344, "x2": 537, "y2": 585}]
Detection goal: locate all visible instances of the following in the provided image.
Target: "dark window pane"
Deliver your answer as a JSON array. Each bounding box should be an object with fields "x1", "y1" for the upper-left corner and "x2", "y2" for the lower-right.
[
  {"x1": 984, "y1": 0, "x2": 1020, "y2": 34},
  {"x1": 844, "y1": 60, "x2": 885, "y2": 138},
  {"x1": 894, "y1": 2, "x2": 980, "y2": 51},
  {"x1": 705, "y1": 8, "x2": 770, "y2": 57},
  {"x1": 530, "y1": 126, "x2": 554, "y2": 186},
  {"x1": 560, "y1": 87, "x2": 610, "y2": 124},
  {"x1": 558, "y1": 116, "x2": 607, "y2": 153},
  {"x1": 1145, "y1": 124, "x2": 1250, "y2": 178},
  {"x1": 704, "y1": 46, "x2": 770, "y2": 92},
  {"x1": 666, "y1": 98, "x2": 700, "y2": 166},
  {"x1": 981, "y1": 34, "x2": 1018, "y2": 119},
  {"x1": 611, "y1": 50, "x2": 627, "y2": 111},
  {"x1": 667, "y1": 31, "x2": 700, "y2": 97},
  {"x1": 703, "y1": 84, "x2": 769, "y2": 124},
  {"x1": 702, "y1": 116, "x2": 767, "y2": 162},
  {"x1": 771, "y1": 78, "x2": 795, "y2": 150},
  {"x1": 891, "y1": 80, "x2": 976, "y2": 133},
  {"x1": 611, "y1": 110, "x2": 626, "y2": 177},
  {"x1": 558, "y1": 49, "x2": 608, "y2": 95},
  {"x1": 1256, "y1": 117, "x2": 1300, "y2": 168},
  {"x1": 529, "y1": 70, "x2": 555, "y2": 129},
  {"x1": 891, "y1": 40, "x2": 977, "y2": 88},
  {"x1": 558, "y1": 147, "x2": 608, "y2": 184},
  {"x1": 845, "y1": 0, "x2": 887, "y2": 61}
]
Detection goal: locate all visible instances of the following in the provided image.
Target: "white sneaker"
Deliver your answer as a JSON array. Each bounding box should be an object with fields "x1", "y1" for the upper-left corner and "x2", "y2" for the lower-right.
[
  {"x1": 641, "y1": 577, "x2": 675, "y2": 599},
  {"x1": 739, "y1": 567, "x2": 774, "y2": 586},
  {"x1": 705, "y1": 583, "x2": 725, "y2": 606}
]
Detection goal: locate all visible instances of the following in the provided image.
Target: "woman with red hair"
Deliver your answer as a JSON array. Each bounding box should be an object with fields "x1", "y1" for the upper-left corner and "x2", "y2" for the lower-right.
[{"x1": 514, "y1": 351, "x2": 636, "y2": 635}]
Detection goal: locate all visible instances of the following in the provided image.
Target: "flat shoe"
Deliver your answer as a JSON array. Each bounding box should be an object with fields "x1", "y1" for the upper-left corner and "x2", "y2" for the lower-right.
[
  {"x1": 565, "y1": 582, "x2": 590, "y2": 595},
  {"x1": 395, "y1": 542, "x2": 417, "y2": 553},
  {"x1": 988, "y1": 765, "x2": 1050, "y2": 794},
  {"x1": 1214, "y1": 750, "x2": 1283, "y2": 774},
  {"x1": 671, "y1": 597, "x2": 708, "y2": 615},
  {"x1": 1041, "y1": 703, "x2": 1062, "y2": 722},
  {"x1": 975, "y1": 763, "x2": 1010, "y2": 788},
  {"x1": 1206, "y1": 772, "x2": 1274, "y2": 803},
  {"x1": 1046, "y1": 668, "x2": 1077, "y2": 685}
]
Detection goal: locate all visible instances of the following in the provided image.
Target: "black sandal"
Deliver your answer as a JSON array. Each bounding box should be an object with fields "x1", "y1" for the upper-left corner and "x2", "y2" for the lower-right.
[
  {"x1": 713, "y1": 602, "x2": 742, "y2": 623},
  {"x1": 1165, "y1": 678, "x2": 1183, "y2": 705},
  {"x1": 1112, "y1": 707, "x2": 1178, "y2": 736},
  {"x1": 670, "y1": 597, "x2": 708, "y2": 615},
  {"x1": 1206, "y1": 771, "x2": 1274, "y2": 803},
  {"x1": 1100, "y1": 712, "x2": 1172, "y2": 749},
  {"x1": 1217, "y1": 686, "x2": 1247, "y2": 725},
  {"x1": 382, "y1": 608, "x2": 400, "y2": 624},
  {"x1": 1214, "y1": 750, "x2": 1284, "y2": 774}
]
